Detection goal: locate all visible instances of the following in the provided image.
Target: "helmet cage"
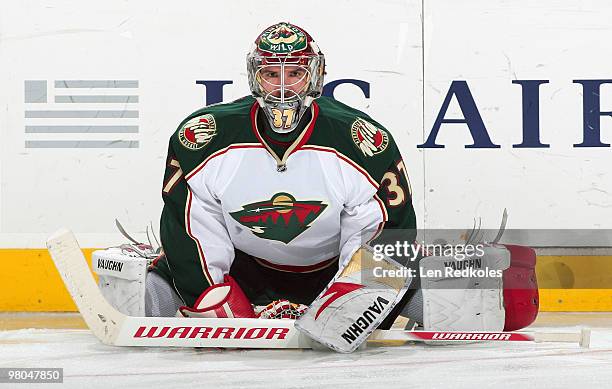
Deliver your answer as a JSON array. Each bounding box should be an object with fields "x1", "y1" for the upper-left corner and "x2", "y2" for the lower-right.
[{"x1": 247, "y1": 52, "x2": 325, "y2": 133}]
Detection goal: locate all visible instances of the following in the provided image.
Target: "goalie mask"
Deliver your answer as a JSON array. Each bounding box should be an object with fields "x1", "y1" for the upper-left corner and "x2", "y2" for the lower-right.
[{"x1": 247, "y1": 22, "x2": 325, "y2": 133}]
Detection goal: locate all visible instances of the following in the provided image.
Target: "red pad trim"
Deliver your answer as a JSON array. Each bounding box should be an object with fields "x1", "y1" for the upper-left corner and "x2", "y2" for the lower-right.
[
  {"x1": 254, "y1": 256, "x2": 337, "y2": 273},
  {"x1": 502, "y1": 244, "x2": 539, "y2": 332}
]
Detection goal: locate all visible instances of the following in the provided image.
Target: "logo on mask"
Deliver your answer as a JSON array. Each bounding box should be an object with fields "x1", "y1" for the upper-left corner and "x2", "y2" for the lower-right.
[{"x1": 258, "y1": 23, "x2": 307, "y2": 54}]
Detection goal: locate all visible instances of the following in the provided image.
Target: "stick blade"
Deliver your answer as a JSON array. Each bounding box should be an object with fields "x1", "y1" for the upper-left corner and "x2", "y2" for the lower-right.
[{"x1": 46, "y1": 228, "x2": 124, "y2": 345}]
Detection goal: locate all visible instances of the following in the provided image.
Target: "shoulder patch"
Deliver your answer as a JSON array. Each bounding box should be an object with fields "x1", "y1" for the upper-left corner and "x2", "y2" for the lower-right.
[
  {"x1": 351, "y1": 117, "x2": 389, "y2": 157},
  {"x1": 178, "y1": 114, "x2": 217, "y2": 151}
]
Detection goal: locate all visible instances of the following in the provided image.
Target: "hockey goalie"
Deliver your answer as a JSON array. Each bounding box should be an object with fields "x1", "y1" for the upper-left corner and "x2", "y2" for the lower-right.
[{"x1": 91, "y1": 22, "x2": 539, "y2": 353}]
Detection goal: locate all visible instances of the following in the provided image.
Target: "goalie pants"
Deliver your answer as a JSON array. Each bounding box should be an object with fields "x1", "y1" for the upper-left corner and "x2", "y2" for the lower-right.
[{"x1": 147, "y1": 250, "x2": 423, "y2": 326}]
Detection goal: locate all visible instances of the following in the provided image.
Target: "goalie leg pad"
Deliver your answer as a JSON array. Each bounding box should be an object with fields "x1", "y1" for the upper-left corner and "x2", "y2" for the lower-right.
[
  {"x1": 502, "y1": 244, "x2": 539, "y2": 331},
  {"x1": 420, "y1": 244, "x2": 539, "y2": 333},
  {"x1": 421, "y1": 245, "x2": 510, "y2": 332},
  {"x1": 295, "y1": 246, "x2": 412, "y2": 353},
  {"x1": 92, "y1": 246, "x2": 150, "y2": 316}
]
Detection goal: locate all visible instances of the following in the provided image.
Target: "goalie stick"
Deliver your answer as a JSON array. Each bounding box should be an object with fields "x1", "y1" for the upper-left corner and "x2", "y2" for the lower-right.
[
  {"x1": 47, "y1": 228, "x2": 309, "y2": 348},
  {"x1": 46, "y1": 228, "x2": 590, "y2": 349},
  {"x1": 369, "y1": 329, "x2": 590, "y2": 348}
]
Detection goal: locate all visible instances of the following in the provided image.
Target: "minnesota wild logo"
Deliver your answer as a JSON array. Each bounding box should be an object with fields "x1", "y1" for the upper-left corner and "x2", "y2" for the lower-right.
[
  {"x1": 351, "y1": 117, "x2": 389, "y2": 157},
  {"x1": 230, "y1": 192, "x2": 327, "y2": 244},
  {"x1": 258, "y1": 23, "x2": 307, "y2": 54},
  {"x1": 178, "y1": 114, "x2": 217, "y2": 151}
]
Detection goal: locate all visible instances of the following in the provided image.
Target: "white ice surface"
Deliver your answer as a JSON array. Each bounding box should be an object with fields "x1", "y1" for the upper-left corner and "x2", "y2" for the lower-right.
[{"x1": 1, "y1": 323, "x2": 612, "y2": 389}]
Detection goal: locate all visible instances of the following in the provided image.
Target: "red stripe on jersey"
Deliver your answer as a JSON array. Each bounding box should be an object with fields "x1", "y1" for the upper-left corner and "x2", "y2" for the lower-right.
[
  {"x1": 250, "y1": 101, "x2": 261, "y2": 137},
  {"x1": 254, "y1": 256, "x2": 337, "y2": 273},
  {"x1": 185, "y1": 144, "x2": 264, "y2": 181},
  {"x1": 366, "y1": 221, "x2": 386, "y2": 245},
  {"x1": 262, "y1": 132, "x2": 292, "y2": 146},
  {"x1": 299, "y1": 145, "x2": 380, "y2": 190},
  {"x1": 185, "y1": 189, "x2": 214, "y2": 285},
  {"x1": 374, "y1": 194, "x2": 389, "y2": 221},
  {"x1": 250, "y1": 101, "x2": 319, "y2": 159},
  {"x1": 292, "y1": 102, "x2": 318, "y2": 155},
  {"x1": 258, "y1": 102, "x2": 319, "y2": 146}
]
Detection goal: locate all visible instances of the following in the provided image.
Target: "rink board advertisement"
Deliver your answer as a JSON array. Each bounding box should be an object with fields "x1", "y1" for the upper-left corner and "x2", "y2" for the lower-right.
[{"x1": 0, "y1": 0, "x2": 611, "y2": 310}]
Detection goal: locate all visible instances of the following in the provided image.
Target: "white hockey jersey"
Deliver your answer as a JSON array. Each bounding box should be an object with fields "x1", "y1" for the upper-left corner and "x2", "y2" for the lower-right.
[{"x1": 155, "y1": 96, "x2": 416, "y2": 306}]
